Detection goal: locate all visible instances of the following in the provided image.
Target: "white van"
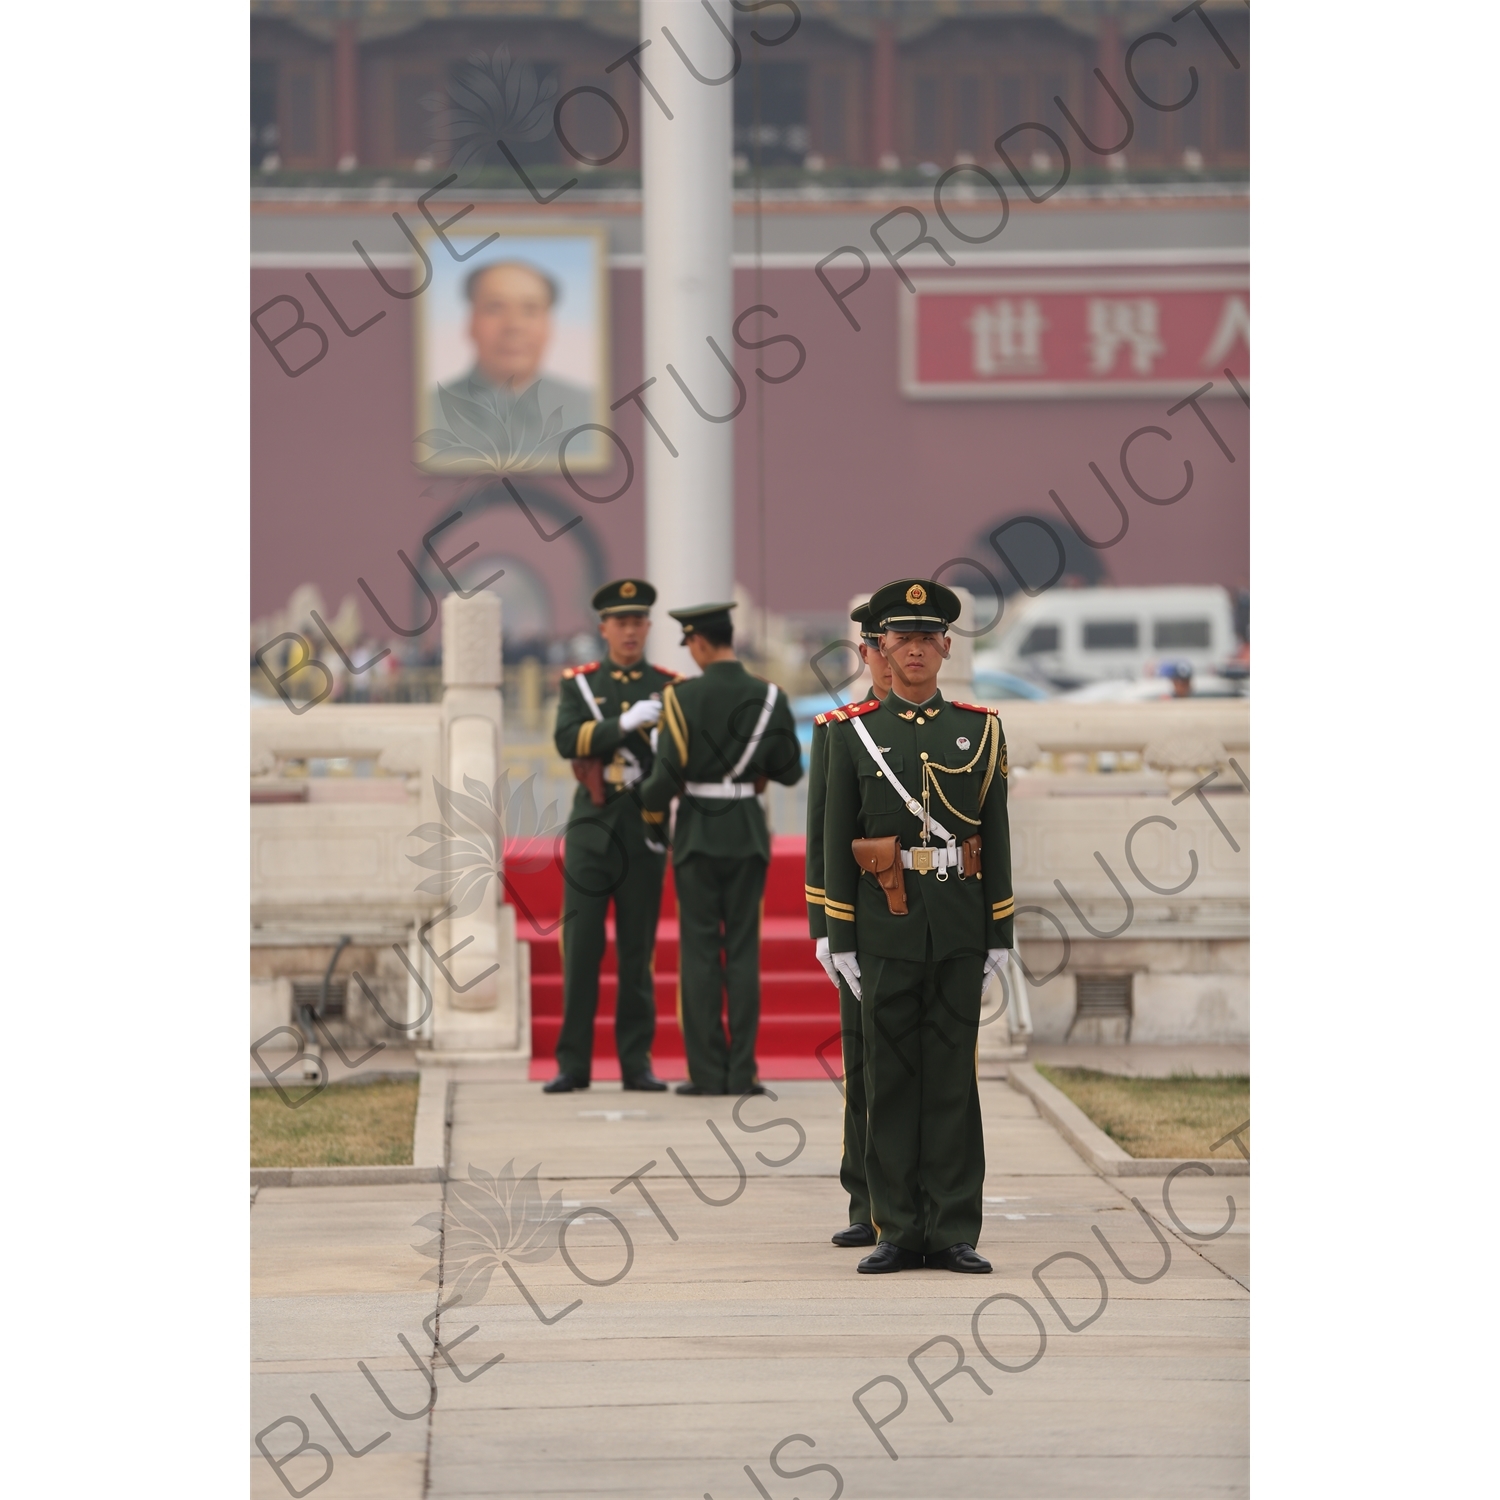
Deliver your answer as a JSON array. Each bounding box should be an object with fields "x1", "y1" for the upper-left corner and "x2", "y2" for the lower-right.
[{"x1": 975, "y1": 586, "x2": 1238, "y2": 688}]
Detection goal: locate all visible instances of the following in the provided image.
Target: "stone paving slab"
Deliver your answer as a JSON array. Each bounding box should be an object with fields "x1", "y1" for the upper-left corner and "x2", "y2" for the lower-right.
[
  {"x1": 252, "y1": 1452, "x2": 428, "y2": 1500},
  {"x1": 428, "y1": 1454, "x2": 1248, "y2": 1499},
  {"x1": 252, "y1": 1075, "x2": 1248, "y2": 1498},
  {"x1": 1028, "y1": 1042, "x2": 1250, "y2": 1078}
]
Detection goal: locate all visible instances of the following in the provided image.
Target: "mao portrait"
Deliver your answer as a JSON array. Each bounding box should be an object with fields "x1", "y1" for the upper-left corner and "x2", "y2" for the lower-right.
[{"x1": 415, "y1": 227, "x2": 609, "y2": 474}]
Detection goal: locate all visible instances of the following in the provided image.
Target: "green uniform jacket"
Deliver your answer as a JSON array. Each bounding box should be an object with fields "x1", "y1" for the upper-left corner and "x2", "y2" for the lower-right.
[
  {"x1": 823, "y1": 690, "x2": 1015, "y2": 960},
  {"x1": 638, "y1": 659, "x2": 803, "y2": 863},
  {"x1": 804, "y1": 701, "x2": 879, "y2": 939},
  {"x1": 553, "y1": 657, "x2": 681, "y2": 820}
]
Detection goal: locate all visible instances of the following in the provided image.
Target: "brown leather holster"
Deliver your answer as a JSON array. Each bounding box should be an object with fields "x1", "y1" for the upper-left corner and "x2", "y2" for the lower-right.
[
  {"x1": 571, "y1": 757, "x2": 606, "y2": 808},
  {"x1": 962, "y1": 834, "x2": 983, "y2": 879},
  {"x1": 852, "y1": 835, "x2": 907, "y2": 916}
]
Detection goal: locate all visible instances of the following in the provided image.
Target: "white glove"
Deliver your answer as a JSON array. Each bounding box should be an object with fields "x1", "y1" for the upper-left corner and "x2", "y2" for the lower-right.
[
  {"x1": 814, "y1": 936, "x2": 838, "y2": 988},
  {"x1": 985, "y1": 948, "x2": 1011, "y2": 982},
  {"x1": 620, "y1": 698, "x2": 662, "y2": 732},
  {"x1": 832, "y1": 951, "x2": 862, "y2": 1000}
]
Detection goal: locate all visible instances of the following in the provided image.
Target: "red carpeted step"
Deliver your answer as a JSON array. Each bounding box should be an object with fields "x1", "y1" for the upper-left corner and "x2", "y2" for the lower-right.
[
  {"x1": 522, "y1": 917, "x2": 823, "y2": 978},
  {"x1": 529, "y1": 971, "x2": 841, "y2": 1022},
  {"x1": 506, "y1": 837, "x2": 813, "y2": 923},
  {"x1": 765, "y1": 835, "x2": 813, "y2": 915},
  {"x1": 511, "y1": 835, "x2": 842, "y2": 1082}
]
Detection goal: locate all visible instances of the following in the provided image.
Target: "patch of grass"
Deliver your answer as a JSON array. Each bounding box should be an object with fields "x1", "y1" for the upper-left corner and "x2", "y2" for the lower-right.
[
  {"x1": 1035, "y1": 1065, "x2": 1249, "y2": 1161},
  {"x1": 251, "y1": 1078, "x2": 419, "y2": 1168}
]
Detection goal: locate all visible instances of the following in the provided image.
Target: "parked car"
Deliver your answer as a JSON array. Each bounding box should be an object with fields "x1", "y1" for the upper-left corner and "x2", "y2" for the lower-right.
[{"x1": 975, "y1": 586, "x2": 1240, "y2": 689}]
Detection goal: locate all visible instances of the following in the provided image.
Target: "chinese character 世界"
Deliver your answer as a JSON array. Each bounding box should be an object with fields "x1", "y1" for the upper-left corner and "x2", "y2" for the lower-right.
[
  {"x1": 1087, "y1": 298, "x2": 1165, "y2": 375},
  {"x1": 967, "y1": 298, "x2": 1047, "y2": 376}
]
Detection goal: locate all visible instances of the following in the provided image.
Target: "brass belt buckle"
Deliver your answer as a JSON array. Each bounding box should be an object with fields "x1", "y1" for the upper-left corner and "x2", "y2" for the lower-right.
[{"x1": 911, "y1": 846, "x2": 934, "y2": 873}]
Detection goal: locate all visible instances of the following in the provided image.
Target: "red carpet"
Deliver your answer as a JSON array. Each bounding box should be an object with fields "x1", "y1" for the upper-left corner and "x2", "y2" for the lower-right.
[{"x1": 504, "y1": 835, "x2": 843, "y2": 1082}]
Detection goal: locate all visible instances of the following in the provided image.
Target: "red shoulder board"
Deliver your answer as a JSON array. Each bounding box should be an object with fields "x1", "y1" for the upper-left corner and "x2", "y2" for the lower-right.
[
  {"x1": 563, "y1": 661, "x2": 600, "y2": 680},
  {"x1": 651, "y1": 663, "x2": 682, "y2": 679},
  {"x1": 815, "y1": 698, "x2": 880, "y2": 726},
  {"x1": 950, "y1": 701, "x2": 999, "y2": 715}
]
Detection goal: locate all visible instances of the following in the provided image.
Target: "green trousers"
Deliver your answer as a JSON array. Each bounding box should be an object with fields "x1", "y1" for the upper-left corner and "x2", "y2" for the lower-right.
[
  {"x1": 837, "y1": 975, "x2": 871, "y2": 1227},
  {"x1": 555, "y1": 803, "x2": 665, "y2": 1081},
  {"x1": 859, "y1": 940, "x2": 985, "y2": 1253},
  {"x1": 675, "y1": 853, "x2": 767, "y2": 1093}
]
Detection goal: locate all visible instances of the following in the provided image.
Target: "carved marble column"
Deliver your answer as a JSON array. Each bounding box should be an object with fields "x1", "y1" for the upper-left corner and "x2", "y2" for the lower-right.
[
  {"x1": 943, "y1": 585, "x2": 976, "y2": 702},
  {"x1": 426, "y1": 592, "x2": 528, "y2": 1057}
]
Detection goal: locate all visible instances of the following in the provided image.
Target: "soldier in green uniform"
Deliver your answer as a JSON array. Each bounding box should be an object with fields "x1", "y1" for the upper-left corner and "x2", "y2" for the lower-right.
[
  {"x1": 806, "y1": 601, "x2": 892, "y2": 1248},
  {"x1": 638, "y1": 602, "x2": 803, "y2": 1096},
  {"x1": 544, "y1": 579, "x2": 680, "y2": 1094},
  {"x1": 823, "y1": 579, "x2": 1014, "y2": 1273}
]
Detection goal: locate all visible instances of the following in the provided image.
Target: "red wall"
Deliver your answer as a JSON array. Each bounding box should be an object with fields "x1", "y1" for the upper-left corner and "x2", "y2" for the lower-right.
[{"x1": 252, "y1": 258, "x2": 1248, "y2": 640}]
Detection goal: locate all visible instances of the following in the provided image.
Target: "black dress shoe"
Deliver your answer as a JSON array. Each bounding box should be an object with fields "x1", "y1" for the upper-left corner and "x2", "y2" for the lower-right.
[
  {"x1": 926, "y1": 1242, "x2": 992, "y2": 1274},
  {"x1": 737, "y1": 1082, "x2": 769, "y2": 1096},
  {"x1": 542, "y1": 1073, "x2": 588, "y2": 1093},
  {"x1": 674, "y1": 1081, "x2": 711, "y2": 1095},
  {"x1": 622, "y1": 1071, "x2": 667, "y2": 1091},
  {"x1": 832, "y1": 1223, "x2": 877, "y2": 1248},
  {"x1": 857, "y1": 1242, "x2": 925, "y2": 1274}
]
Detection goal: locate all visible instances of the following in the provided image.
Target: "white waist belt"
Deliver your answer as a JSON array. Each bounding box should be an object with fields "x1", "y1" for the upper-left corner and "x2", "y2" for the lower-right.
[
  {"x1": 684, "y1": 781, "x2": 759, "y2": 799},
  {"x1": 901, "y1": 845, "x2": 961, "y2": 871}
]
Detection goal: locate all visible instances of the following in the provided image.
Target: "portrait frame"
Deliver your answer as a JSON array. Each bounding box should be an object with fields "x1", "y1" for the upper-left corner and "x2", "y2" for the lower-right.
[{"x1": 413, "y1": 222, "x2": 611, "y2": 475}]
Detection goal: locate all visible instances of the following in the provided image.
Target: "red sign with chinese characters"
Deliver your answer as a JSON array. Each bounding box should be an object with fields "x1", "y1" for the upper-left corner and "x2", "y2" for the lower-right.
[{"x1": 900, "y1": 271, "x2": 1249, "y2": 399}]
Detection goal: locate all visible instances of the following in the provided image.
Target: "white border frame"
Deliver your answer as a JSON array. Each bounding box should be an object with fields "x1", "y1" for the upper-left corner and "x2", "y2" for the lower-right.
[{"x1": 898, "y1": 268, "x2": 1250, "y2": 400}]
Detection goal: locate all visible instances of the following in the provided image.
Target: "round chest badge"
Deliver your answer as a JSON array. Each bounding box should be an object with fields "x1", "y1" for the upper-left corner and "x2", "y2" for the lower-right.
[{"x1": 956, "y1": 735, "x2": 971, "y2": 750}]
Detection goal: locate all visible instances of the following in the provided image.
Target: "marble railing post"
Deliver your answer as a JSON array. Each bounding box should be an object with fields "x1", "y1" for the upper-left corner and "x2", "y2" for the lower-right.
[
  {"x1": 430, "y1": 592, "x2": 526, "y2": 1055},
  {"x1": 944, "y1": 585, "x2": 976, "y2": 701}
]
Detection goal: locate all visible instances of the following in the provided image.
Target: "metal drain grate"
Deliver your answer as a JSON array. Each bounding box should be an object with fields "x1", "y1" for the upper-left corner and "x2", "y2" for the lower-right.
[
  {"x1": 1067, "y1": 973, "x2": 1133, "y2": 1041},
  {"x1": 292, "y1": 978, "x2": 347, "y2": 1018}
]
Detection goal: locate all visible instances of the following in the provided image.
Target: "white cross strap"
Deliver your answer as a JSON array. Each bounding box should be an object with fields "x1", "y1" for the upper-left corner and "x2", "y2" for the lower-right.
[
  {"x1": 850, "y1": 714, "x2": 958, "y2": 850},
  {"x1": 730, "y1": 681, "x2": 780, "y2": 778},
  {"x1": 684, "y1": 682, "x2": 779, "y2": 797},
  {"x1": 574, "y1": 671, "x2": 604, "y2": 721}
]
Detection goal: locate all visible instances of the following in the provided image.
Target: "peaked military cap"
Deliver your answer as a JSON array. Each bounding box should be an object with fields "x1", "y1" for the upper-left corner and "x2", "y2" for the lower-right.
[
  {"x1": 849, "y1": 600, "x2": 881, "y2": 642},
  {"x1": 592, "y1": 578, "x2": 656, "y2": 615},
  {"x1": 868, "y1": 578, "x2": 962, "y2": 633},
  {"x1": 667, "y1": 601, "x2": 736, "y2": 641}
]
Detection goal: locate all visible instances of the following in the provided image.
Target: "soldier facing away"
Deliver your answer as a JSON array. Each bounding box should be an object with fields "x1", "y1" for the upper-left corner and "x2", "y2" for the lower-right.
[
  {"x1": 806, "y1": 600, "x2": 891, "y2": 1250},
  {"x1": 822, "y1": 579, "x2": 1015, "y2": 1274},
  {"x1": 638, "y1": 602, "x2": 803, "y2": 1096},
  {"x1": 544, "y1": 579, "x2": 679, "y2": 1093}
]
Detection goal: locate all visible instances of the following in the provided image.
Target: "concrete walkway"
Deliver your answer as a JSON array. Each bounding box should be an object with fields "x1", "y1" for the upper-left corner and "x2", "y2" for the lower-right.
[{"x1": 252, "y1": 1071, "x2": 1248, "y2": 1498}]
